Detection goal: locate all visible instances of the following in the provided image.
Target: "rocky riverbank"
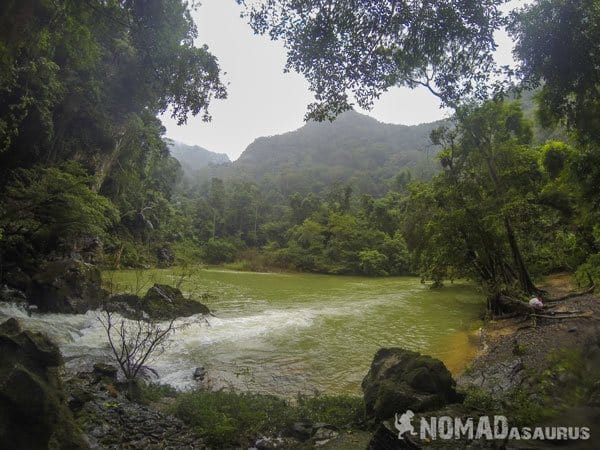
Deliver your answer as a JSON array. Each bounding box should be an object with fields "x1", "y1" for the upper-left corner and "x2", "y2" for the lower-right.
[
  {"x1": 66, "y1": 367, "x2": 206, "y2": 449},
  {"x1": 459, "y1": 292, "x2": 600, "y2": 397},
  {"x1": 0, "y1": 317, "x2": 89, "y2": 449},
  {"x1": 0, "y1": 316, "x2": 206, "y2": 449}
]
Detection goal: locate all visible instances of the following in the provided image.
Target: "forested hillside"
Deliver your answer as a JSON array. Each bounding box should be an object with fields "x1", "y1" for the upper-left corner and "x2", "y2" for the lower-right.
[
  {"x1": 168, "y1": 141, "x2": 230, "y2": 177},
  {"x1": 221, "y1": 110, "x2": 444, "y2": 196}
]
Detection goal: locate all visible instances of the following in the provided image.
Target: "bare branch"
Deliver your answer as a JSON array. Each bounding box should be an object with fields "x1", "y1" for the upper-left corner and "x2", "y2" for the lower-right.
[{"x1": 98, "y1": 311, "x2": 178, "y2": 380}]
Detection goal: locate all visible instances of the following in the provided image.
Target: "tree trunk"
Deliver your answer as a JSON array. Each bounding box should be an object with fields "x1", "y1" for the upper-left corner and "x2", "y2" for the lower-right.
[
  {"x1": 482, "y1": 149, "x2": 539, "y2": 296},
  {"x1": 504, "y1": 216, "x2": 539, "y2": 295}
]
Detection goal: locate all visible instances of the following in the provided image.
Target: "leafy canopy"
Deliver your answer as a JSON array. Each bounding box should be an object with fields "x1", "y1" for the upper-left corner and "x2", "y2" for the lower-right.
[
  {"x1": 239, "y1": 0, "x2": 507, "y2": 120},
  {"x1": 510, "y1": 0, "x2": 600, "y2": 144},
  {"x1": 0, "y1": 0, "x2": 226, "y2": 180}
]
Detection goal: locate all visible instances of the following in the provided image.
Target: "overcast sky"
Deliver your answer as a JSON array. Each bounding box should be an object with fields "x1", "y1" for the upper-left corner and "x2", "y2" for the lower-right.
[{"x1": 160, "y1": 0, "x2": 517, "y2": 161}]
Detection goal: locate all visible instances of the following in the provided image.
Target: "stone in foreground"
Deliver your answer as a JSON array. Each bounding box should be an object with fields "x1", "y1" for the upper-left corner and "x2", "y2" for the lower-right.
[
  {"x1": 0, "y1": 318, "x2": 88, "y2": 449},
  {"x1": 362, "y1": 347, "x2": 462, "y2": 421}
]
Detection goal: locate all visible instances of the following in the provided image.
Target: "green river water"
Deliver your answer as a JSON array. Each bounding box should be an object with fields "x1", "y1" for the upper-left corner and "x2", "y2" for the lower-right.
[{"x1": 101, "y1": 268, "x2": 484, "y2": 396}]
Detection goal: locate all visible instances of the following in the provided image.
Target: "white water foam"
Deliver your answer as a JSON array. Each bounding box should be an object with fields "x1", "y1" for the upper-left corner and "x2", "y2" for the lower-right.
[{"x1": 0, "y1": 288, "x2": 418, "y2": 391}]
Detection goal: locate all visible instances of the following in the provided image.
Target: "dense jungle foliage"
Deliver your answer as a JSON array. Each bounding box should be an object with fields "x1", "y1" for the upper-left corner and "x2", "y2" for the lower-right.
[{"x1": 0, "y1": 0, "x2": 598, "y2": 308}]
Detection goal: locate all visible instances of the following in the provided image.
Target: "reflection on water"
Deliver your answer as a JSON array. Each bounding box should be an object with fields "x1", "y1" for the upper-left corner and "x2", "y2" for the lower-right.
[{"x1": 0, "y1": 269, "x2": 484, "y2": 396}]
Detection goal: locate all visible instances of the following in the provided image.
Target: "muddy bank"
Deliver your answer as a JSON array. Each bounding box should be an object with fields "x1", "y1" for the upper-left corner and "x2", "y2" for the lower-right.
[
  {"x1": 451, "y1": 283, "x2": 600, "y2": 448},
  {"x1": 459, "y1": 292, "x2": 600, "y2": 396}
]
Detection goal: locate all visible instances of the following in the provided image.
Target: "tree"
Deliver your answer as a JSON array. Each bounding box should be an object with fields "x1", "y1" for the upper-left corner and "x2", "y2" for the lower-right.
[
  {"x1": 0, "y1": 0, "x2": 226, "y2": 185},
  {"x1": 239, "y1": 0, "x2": 507, "y2": 119},
  {"x1": 509, "y1": 0, "x2": 600, "y2": 286},
  {"x1": 509, "y1": 0, "x2": 600, "y2": 144},
  {"x1": 204, "y1": 238, "x2": 238, "y2": 264},
  {"x1": 224, "y1": 181, "x2": 261, "y2": 240},
  {"x1": 0, "y1": 162, "x2": 118, "y2": 261},
  {"x1": 326, "y1": 182, "x2": 353, "y2": 213},
  {"x1": 456, "y1": 101, "x2": 540, "y2": 294},
  {"x1": 359, "y1": 250, "x2": 389, "y2": 276},
  {"x1": 100, "y1": 114, "x2": 183, "y2": 243},
  {"x1": 405, "y1": 101, "x2": 547, "y2": 300},
  {"x1": 208, "y1": 178, "x2": 225, "y2": 239}
]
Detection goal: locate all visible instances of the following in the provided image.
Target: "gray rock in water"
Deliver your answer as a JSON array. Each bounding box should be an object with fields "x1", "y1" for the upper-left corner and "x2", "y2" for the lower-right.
[
  {"x1": 142, "y1": 284, "x2": 210, "y2": 319},
  {"x1": 193, "y1": 366, "x2": 207, "y2": 381},
  {"x1": 362, "y1": 347, "x2": 462, "y2": 421},
  {"x1": 105, "y1": 284, "x2": 210, "y2": 321},
  {"x1": 102, "y1": 293, "x2": 143, "y2": 319}
]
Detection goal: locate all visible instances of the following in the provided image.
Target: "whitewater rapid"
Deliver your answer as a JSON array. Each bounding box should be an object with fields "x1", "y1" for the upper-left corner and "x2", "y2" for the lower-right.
[{"x1": 0, "y1": 299, "x2": 377, "y2": 393}]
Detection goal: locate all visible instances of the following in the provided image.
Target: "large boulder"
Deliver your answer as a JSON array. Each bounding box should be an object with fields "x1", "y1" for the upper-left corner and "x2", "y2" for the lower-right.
[
  {"x1": 143, "y1": 284, "x2": 209, "y2": 319},
  {"x1": 105, "y1": 284, "x2": 210, "y2": 320},
  {"x1": 362, "y1": 348, "x2": 462, "y2": 421},
  {"x1": 0, "y1": 318, "x2": 88, "y2": 449},
  {"x1": 29, "y1": 259, "x2": 106, "y2": 313}
]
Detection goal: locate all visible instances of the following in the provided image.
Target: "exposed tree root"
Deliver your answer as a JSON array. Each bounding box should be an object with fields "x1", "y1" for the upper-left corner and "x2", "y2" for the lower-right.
[
  {"x1": 529, "y1": 313, "x2": 593, "y2": 320},
  {"x1": 493, "y1": 291, "x2": 596, "y2": 321},
  {"x1": 544, "y1": 283, "x2": 596, "y2": 303},
  {"x1": 496, "y1": 295, "x2": 536, "y2": 315}
]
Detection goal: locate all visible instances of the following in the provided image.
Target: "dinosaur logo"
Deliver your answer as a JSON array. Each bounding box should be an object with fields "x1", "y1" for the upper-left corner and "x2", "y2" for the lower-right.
[{"x1": 394, "y1": 410, "x2": 416, "y2": 440}]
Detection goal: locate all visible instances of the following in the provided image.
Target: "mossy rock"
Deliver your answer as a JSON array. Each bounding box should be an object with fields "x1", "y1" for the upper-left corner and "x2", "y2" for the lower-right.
[
  {"x1": 362, "y1": 348, "x2": 462, "y2": 421},
  {"x1": 142, "y1": 284, "x2": 210, "y2": 319},
  {"x1": 105, "y1": 284, "x2": 210, "y2": 321},
  {"x1": 0, "y1": 318, "x2": 88, "y2": 449},
  {"x1": 29, "y1": 258, "x2": 106, "y2": 313}
]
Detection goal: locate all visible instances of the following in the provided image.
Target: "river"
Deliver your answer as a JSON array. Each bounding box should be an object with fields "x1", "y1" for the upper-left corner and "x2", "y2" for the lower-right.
[{"x1": 0, "y1": 268, "x2": 484, "y2": 397}]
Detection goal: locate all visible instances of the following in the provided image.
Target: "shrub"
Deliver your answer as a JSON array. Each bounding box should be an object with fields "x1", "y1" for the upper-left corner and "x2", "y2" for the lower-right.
[
  {"x1": 575, "y1": 253, "x2": 600, "y2": 287},
  {"x1": 0, "y1": 162, "x2": 118, "y2": 257},
  {"x1": 138, "y1": 382, "x2": 178, "y2": 405},
  {"x1": 171, "y1": 391, "x2": 291, "y2": 448},
  {"x1": 170, "y1": 390, "x2": 365, "y2": 448},
  {"x1": 540, "y1": 141, "x2": 574, "y2": 179},
  {"x1": 224, "y1": 248, "x2": 273, "y2": 272},
  {"x1": 204, "y1": 238, "x2": 238, "y2": 264},
  {"x1": 98, "y1": 311, "x2": 176, "y2": 381},
  {"x1": 171, "y1": 238, "x2": 204, "y2": 265},
  {"x1": 358, "y1": 250, "x2": 388, "y2": 276},
  {"x1": 295, "y1": 394, "x2": 365, "y2": 427}
]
